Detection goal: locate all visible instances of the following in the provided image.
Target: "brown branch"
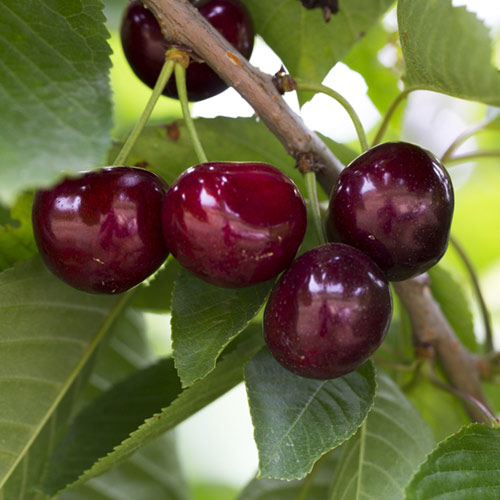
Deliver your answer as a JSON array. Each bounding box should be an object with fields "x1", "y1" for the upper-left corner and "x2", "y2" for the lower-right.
[
  {"x1": 144, "y1": 0, "x2": 342, "y2": 194},
  {"x1": 144, "y1": 0, "x2": 492, "y2": 422},
  {"x1": 393, "y1": 276, "x2": 491, "y2": 423}
]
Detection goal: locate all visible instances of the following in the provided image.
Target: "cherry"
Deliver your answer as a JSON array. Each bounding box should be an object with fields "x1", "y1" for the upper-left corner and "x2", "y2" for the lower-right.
[
  {"x1": 264, "y1": 243, "x2": 392, "y2": 379},
  {"x1": 32, "y1": 167, "x2": 169, "y2": 294},
  {"x1": 327, "y1": 142, "x2": 454, "y2": 282},
  {"x1": 161, "y1": 162, "x2": 307, "y2": 288},
  {"x1": 120, "y1": 0, "x2": 254, "y2": 101}
]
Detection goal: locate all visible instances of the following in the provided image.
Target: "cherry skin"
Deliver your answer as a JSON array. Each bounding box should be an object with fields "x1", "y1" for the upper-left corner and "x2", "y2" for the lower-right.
[
  {"x1": 327, "y1": 142, "x2": 454, "y2": 281},
  {"x1": 32, "y1": 167, "x2": 169, "y2": 294},
  {"x1": 120, "y1": 0, "x2": 254, "y2": 101},
  {"x1": 264, "y1": 243, "x2": 392, "y2": 379},
  {"x1": 161, "y1": 162, "x2": 307, "y2": 288}
]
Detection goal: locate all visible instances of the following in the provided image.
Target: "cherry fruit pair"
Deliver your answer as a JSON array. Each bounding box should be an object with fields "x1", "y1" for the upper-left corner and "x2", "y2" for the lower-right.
[{"x1": 32, "y1": 162, "x2": 307, "y2": 293}]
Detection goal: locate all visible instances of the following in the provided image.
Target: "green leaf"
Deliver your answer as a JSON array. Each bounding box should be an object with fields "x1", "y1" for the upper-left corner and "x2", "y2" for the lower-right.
[
  {"x1": 428, "y1": 265, "x2": 478, "y2": 352},
  {"x1": 172, "y1": 268, "x2": 273, "y2": 387},
  {"x1": 398, "y1": 0, "x2": 500, "y2": 106},
  {"x1": 245, "y1": 349, "x2": 376, "y2": 480},
  {"x1": 238, "y1": 448, "x2": 342, "y2": 500},
  {"x1": 41, "y1": 358, "x2": 182, "y2": 496},
  {"x1": 0, "y1": 192, "x2": 37, "y2": 272},
  {"x1": 0, "y1": 0, "x2": 112, "y2": 204},
  {"x1": 0, "y1": 257, "x2": 123, "y2": 491},
  {"x1": 131, "y1": 258, "x2": 181, "y2": 313},
  {"x1": 57, "y1": 310, "x2": 188, "y2": 500},
  {"x1": 61, "y1": 324, "x2": 265, "y2": 491},
  {"x1": 58, "y1": 433, "x2": 188, "y2": 500},
  {"x1": 109, "y1": 117, "x2": 306, "y2": 190},
  {"x1": 329, "y1": 371, "x2": 434, "y2": 500},
  {"x1": 247, "y1": 0, "x2": 393, "y2": 99},
  {"x1": 405, "y1": 423, "x2": 500, "y2": 500}
]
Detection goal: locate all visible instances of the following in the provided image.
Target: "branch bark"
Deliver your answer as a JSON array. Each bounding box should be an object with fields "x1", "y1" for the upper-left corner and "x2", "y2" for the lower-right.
[{"x1": 144, "y1": 0, "x2": 492, "y2": 422}]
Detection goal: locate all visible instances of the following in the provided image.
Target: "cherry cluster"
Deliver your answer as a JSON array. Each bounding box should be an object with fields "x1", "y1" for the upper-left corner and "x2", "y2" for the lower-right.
[{"x1": 31, "y1": 0, "x2": 455, "y2": 382}]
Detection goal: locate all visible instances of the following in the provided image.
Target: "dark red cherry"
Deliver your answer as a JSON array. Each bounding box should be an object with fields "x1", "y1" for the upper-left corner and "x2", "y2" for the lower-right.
[
  {"x1": 32, "y1": 167, "x2": 169, "y2": 294},
  {"x1": 327, "y1": 142, "x2": 454, "y2": 281},
  {"x1": 162, "y1": 162, "x2": 307, "y2": 287},
  {"x1": 264, "y1": 243, "x2": 392, "y2": 379},
  {"x1": 120, "y1": 0, "x2": 254, "y2": 101}
]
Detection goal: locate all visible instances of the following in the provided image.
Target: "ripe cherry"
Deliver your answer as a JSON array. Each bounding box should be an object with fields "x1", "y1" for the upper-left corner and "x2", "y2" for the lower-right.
[
  {"x1": 162, "y1": 162, "x2": 307, "y2": 288},
  {"x1": 120, "y1": 0, "x2": 254, "y2": 101},
  {"x1": 327, "y1": 142, "x2": 454, "y2": 281},
  {"x1": 264, "y1": 243, "x2": 392, "y2": 379},
  {"x1": 32, "y1": 167, "x2": 169, "y2": 294}
]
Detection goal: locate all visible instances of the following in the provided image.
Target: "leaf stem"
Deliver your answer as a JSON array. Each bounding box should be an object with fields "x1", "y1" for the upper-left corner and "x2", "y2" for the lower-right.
[
  {"x1": 174, "y1": 62, "x2": 208, "y2": 164},
  {"x1": 444, "y1": 150, "x2": 500, "y2": 166},
  {"x1": 372, "y1": 88, "x2": 413, "y2": 146},
  {"x1": 113, "y1": 59, "x2": 175, "y2": 166},
  {"x1": 294, "y1": 78, "x2": 369, "y2": 153},
  {"x1": 305, "y1": 171, "x2": 327, "y2": 245},
  {"x1": 441, "y1": 117, "x2": 497, "y2": 163},
  {"x1": 450, "y1": 235, "x2": 494, "y2": 353}
]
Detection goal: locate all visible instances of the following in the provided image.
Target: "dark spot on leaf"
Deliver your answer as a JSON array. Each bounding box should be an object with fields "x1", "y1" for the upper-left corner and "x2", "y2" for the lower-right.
[{"x1": 166, "y1": 122, "x2": 181, "y2": 141}]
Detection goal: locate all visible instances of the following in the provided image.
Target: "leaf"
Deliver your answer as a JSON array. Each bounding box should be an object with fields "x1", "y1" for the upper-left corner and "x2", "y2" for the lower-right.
[
  {"x1": 245, "y1": 348, "x2": 376, "y2": 480},
  {"x1": 238, "y1": 448, "x2": 342, "y2": 500},
  {"x1": 0, "y1": 257, "x2": 123, "y2": 491},
  {"x1": 0, "y1": 0, "x2": 112, "y2": 204},
  {"x1": 0, "y1": 192, "x2": 37, "y2": 272},
  {"x1": 59, "y1": 324, "x2": 265, "y2": 491},
  {"x1": 41, "y1": 358, "x2": 182, "y2": 496},
  {"x1": 131, "y1": 258, "x2": 181, "y2": 313},
  {"x1": 57, "y1": 310, "x2": 188, "y2": 500},
  {"x1": 109, "y1": 118, "x2": 306, "y2": 190},
  {"x1": 398, "y1": 0, "x2": 500, "y2": 106},
  {"x1": 329, "y1": 371, "x2": 434, "y2": 500},
  {"x1": 58, "y1": 433, "x2": 188, "y2": 500},
  {"x1": 405, "y1": 423, "x2": 500, "y2": 500},
  {"x1": 247, "y1": 0, "x2": 393, "y2": 100},
  {"x1": 428, "y1": 265, "x2": 478, "y2": 352},
  {"x1": 172, "y1": 268, "x2": 273, "y2": 387}
]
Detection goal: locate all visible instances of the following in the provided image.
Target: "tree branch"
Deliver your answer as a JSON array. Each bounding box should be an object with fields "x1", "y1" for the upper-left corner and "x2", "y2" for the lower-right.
[
  {"x1": 144, "y1": 0, "x2": 342, "y2": 194},
  {"x1": 144, "y1": 0, "x2": 492, "y2": 422}
]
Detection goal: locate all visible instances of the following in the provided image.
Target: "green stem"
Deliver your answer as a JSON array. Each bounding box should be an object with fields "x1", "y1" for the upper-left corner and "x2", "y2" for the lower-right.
[
  {"x1": 441, "y1": 117, "x2": 498, "y2": 163},
  {"x1": 450, "y1": 235, "x2": 494, "y2": 353},
  {"x1": 113, "y1": 59, "x2": 175, "y2": 166},
  {"x1": 445, "y1": 150, "x2": 500, "y2": 166},
  {"x1": 175, "y1": 62, "x2": 208, "y2": 163},
  {"x1": 294, "y1": 78, "x2": 369, "y2": 153},
  {"x1": 372, "y1": 88, "x2": 413, "y2": 147},
  {"x1": 305, "y1": 171, "x2": 327, "y2": 245}
]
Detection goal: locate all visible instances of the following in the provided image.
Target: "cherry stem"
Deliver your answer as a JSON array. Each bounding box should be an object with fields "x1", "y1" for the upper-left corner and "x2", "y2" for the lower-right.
[
  {"x1": 428, "y1": 371, "x2": 499, "y2": 426},
  {"x1": 372, "y1": 87, "x2": 413, "y2": 147},
  {"x1": 174, "y1": 62, "x2": 208, "y2": 164},
  {"x1": 305, "y1": 171, "x2": 327, "y2": 245},
  {"x1": 441, "y1": 117, "x2": 497, "y2": 163},
  {"x1": 444, "y1": 150, "x2": 500, "y2": 166},
  {"x1": 450, "y1": 235, "x2": 494, "y2": 353},
  {"x1": 294, "y1": 78, "x2": 369, "y2": 153},
  {"x1": 114, "y1": 59, "x2": 175, "y2": 166}
]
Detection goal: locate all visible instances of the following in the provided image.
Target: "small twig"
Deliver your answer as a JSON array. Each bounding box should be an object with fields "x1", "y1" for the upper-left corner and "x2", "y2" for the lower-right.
[
  {"x1": 293, "y1": 78, "x2": 369, "y2": 152},
  {"x1": 440, "y1": 117, "x2": 497, "y2": 163},
  {"x1": 393, "y1": 276, "x2": 492, "y2": 423},
  {"x1": 372, "y1": 88, "x2": 413, "y2": 146},
  {"x1": 450, "y1": 236, "x2": 494, "y2": 353},
  {"x1": 444, "y1": 150, "x2": 500, "y2": 166}
]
